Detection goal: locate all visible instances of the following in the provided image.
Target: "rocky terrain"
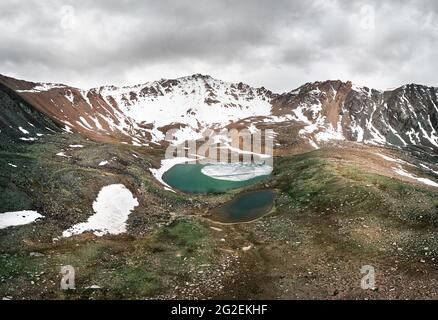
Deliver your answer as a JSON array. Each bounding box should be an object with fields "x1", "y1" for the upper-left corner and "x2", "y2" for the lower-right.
[
  {"x1": 1, "y1": 74, "x2": 436, "y2": 152},
  {"x1": 0, "y1": 73, "x2": 437, "y2": 300}
]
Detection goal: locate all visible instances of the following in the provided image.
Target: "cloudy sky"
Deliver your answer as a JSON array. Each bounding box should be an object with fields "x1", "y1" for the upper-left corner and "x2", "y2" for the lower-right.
[{"x1": 1, "y1": 0, "x2": 437, "y2": 92}]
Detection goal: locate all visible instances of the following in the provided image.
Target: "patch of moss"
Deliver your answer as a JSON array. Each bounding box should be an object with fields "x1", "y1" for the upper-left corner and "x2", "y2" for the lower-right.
[
  {"x1": 154, "y1": 218, "x2": 209, "y2": 248},
  {"x1": 273, "y1": 151, "x2": 438, "y2": 226},
  {"x1": 0, "y1": 218, "x2": 214, "y2": 299}
]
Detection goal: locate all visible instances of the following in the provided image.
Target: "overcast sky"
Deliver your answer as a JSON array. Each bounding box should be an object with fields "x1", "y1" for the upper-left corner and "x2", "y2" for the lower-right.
[{"x1": 1, "y1": 0, "x2": 437, "y2": 92}]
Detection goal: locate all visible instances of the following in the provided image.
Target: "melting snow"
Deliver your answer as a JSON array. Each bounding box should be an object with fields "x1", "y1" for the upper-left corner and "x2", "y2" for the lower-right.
[
  {"x1": 374, "y1": 153, "x2": 417, "y2": 168},
  {"x1": 0, "y1": 211, "x2": 44, "y2": 229},
  {"x1": 307, "y1": 138, "x2": 319, "y2": 149},
  {"x1": 106, "y1": 76, "x2": 273, "y2": 128},
  {"x1": 78, "y1": 117, "x2": 93, "y2": 130},
  {"x1": 62, "y1": 184, "x2": 139, "y2": 237},
  {"x1": 63, "y1": 125, "x2": 73, "y2": 133},
  {"x1": 65, "y1": 91, "x2": 74, "y2": 103},
  {"x1": 375, "y1": 153, "x2": 406, "y2": 164},
  {"x1": 393, "y1": 167, "x2": 438, "y2": 187},
  {"x1": 80, "y1": 90, "x2": 92, "y2": 106},
  {"x1": 16, "y1": 83, "x2": 65, "y2": 93},
  {"x1": 201, "y1": 163, "x2": 272, "y2": 181},
  {"x1": 56, "y1": 152, "x2": 69, "y2": 158},
  {"x1": 19, "y1": 137, "x2": 37, "y2": 141},
  {"x1": 18, "y1": 127, "x2": 29, "y2": 134},
  {"x1": 88, "y1": 75, "x2": 273, "y2": 145},
  {"x1": 351, "y1": 122, "x2": 365, "y2": 143},
  {"x1": 315, "y1": 126, "x2": 345, "y2": 142},
  {"x1": 420, "y1": 164, "x2": 438, "y2": 175},
  {"x1": 168, "y1": 127, "x2": 204, "y2": 145}
]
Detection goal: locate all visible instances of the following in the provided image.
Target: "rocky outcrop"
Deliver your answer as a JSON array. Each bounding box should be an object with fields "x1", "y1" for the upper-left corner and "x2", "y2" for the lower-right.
[{"x1": 0, "y1": 81, "x2": 61, "y2": 143}]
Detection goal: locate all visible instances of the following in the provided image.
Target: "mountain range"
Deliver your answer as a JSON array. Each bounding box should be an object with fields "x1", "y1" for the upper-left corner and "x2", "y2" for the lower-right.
[{"x1": 1, "y1": 73, "x2": 437, "y2": 153}]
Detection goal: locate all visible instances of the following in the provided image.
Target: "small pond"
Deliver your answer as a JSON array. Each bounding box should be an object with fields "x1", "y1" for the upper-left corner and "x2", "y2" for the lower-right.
[{"x1": 209, "y1": 189, "x2": 275, "y2": 223}]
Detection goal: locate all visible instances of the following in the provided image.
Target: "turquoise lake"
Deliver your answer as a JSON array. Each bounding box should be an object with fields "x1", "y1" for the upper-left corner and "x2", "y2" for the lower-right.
[{"x1": 162, "y1": 163, "x2": 271, "y2": 194}]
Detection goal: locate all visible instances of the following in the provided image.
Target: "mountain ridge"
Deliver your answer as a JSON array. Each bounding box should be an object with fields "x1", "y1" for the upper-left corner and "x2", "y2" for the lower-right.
[
  {"x1": 0, "y1": 73, "x2": 437, "y2": 153},
  {"x1": 2, "y1": 72, "x2": 437, "y2": 95}
]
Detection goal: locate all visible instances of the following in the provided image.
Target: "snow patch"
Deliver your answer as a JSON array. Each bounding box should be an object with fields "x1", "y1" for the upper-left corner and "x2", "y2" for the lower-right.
[
  {"x1": 18, "y1": 127, "x2": 29, "y2": 134},
  {"x1": 393, "y1": 167, "x2": 438, "y2": 187},
  {"x1": 315, "y1": 126, "x2": 345, "y2": 142},
  {"x1": 17, "y1": 83, "x2": 65, "y2": 93},
  {"x1": 0, "y1": 211, "x2": 44, "y2": 229},
  {"x1": 62, "y1": 184, "x2": 139, "y2": 237},
  {"x1": 19, "y1": 137, "x2": 37, "y2": 141},
  {"x1": 56, "y1": 152, "x2": 69, "y2": 158},
  {"x1": 63, "y1": 125, "x2": 73, "y2": 133},
  {"x1": 375, "y1": 153, "x2": 406, "y2": 164},
  {"x1": 65, "y1": 91, "x2": 74, "y2": 104},
  {"x1": 168, "y1": 127, "x2": 204, "y2": 145},
  {"x1": 420, "y1": 164, "x2": 438, "y2": 175}
]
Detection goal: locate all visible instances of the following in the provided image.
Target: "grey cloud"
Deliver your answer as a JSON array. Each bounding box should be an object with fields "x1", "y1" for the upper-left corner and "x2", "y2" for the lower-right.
[{"x1": 0, "y1": 0, "x2": 437, "y2": 92}]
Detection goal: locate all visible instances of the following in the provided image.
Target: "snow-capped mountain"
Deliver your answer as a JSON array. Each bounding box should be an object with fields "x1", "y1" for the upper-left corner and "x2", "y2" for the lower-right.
[
  {"x1": 99, "y1": 74, "x2": 275, "y2": 127},
  {"x1": 271, "y1": 80, "x2": 438, "y2": 151},
  {"x1": 0, "y1": 74, "x2": 275, "y2": 145},
  {"x1": 0, "y1": 74, "x2": 436, "y2": 152}
]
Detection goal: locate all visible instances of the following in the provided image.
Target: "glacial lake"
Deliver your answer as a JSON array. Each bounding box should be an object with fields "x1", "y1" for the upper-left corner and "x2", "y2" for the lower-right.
[
  {"x1": 162, "y1": 163, "x2": 272, "y2": 194},
  {"x1": 210, "y1": 190, "x2": 275, "y2": 223}
]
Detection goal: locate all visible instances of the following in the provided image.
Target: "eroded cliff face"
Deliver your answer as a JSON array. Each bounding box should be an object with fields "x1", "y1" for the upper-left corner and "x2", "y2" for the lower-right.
[{"x1": 0, "y1": 81, "x2": 61, "y2": 143}]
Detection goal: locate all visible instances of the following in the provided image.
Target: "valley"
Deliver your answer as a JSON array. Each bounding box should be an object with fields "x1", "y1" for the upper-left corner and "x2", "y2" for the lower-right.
[{"x1": 0, "y1": 73, "x2": 437, "y2": 300}]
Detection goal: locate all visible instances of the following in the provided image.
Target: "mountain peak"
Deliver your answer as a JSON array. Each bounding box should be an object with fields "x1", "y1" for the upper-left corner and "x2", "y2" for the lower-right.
[{"x1": 187, "y1": 73, "x2": 212, "y2": 80}]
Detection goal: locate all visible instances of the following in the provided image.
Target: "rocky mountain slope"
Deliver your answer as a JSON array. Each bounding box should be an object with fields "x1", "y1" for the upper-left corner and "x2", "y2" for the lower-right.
[
  {"x1": 0, "y1": 81, "x2": 61, "y2": 144},
  {"x1": 273, "y1": 80, "x2": 438, "y2": 152},
  {"x1": 1, "y1": 74, "x2": 436, "y2": 153},
  {"x1": 0, "y1": 74, "x2": 274, "y2": 146}
]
